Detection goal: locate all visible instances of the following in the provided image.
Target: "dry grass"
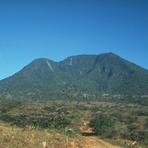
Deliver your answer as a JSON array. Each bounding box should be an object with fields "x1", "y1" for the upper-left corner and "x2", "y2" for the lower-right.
[
  {"x1": 0, "y1": 122, "x2": 122, "y2": 148},
  {"x1": 0, "y1": 122, "x2": 83, "y2": 148}
]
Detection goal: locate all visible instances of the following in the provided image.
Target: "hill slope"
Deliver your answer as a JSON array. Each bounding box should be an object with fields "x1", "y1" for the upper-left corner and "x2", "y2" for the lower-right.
[{"x1": 0, "y1": 52, "x2": 148, "y2": 100}]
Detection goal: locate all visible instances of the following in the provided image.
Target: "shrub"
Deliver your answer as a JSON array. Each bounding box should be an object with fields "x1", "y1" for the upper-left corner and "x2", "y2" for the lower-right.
[{"x1": 90, "y1": 113, "x2": 116, "y2": 138}]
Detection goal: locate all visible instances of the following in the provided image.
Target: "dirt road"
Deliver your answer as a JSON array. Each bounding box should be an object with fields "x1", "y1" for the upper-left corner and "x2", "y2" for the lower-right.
[
  {"x1": 83, "y1": 136, "x2": 121, "y2": 148},
  {"x1": 80, "y1": 121, "x2": 121, "y2": 148}
]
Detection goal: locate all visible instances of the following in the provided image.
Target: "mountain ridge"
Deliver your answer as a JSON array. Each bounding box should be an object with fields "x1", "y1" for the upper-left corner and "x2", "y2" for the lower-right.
[{"x1": 0, "y1": 52, "x2": 148, "y2": 100}]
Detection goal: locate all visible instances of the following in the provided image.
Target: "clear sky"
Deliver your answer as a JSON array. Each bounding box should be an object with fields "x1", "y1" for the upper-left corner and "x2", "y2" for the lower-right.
[{"x1": 0, "y1": 0, "x2": 148, "y2": 80}]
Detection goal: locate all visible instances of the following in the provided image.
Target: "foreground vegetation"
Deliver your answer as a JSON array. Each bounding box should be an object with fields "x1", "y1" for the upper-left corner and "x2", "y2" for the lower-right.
[
  {"x1": 0, "y1": 122, "x2": 84, "y2": 148},
  {"x1": 0, "y1": 99, "x2": 148, "y2": 147}
]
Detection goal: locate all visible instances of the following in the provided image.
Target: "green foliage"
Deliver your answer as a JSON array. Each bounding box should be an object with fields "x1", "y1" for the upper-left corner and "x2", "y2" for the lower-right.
[
  {"x1": 0, "y1": 113, "x2": 73, "y2": 129},
  {"x1": 90, "y1": 113, "x2": 116, "y2": 138},
  {"x1": 0, "y1": 102, "x2": 81, "y2": 130},
  {"x1": 64, "y1": 128, "x2": 76, "y2": 138},
  {"x1": 0, "y1": 100, "x2": 22, "y2": 113}
]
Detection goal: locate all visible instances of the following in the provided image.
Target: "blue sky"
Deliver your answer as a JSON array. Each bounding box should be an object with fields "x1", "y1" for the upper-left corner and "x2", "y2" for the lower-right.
[{"x1": 0, "y1": 0, "x2": 148, "y2": 79}]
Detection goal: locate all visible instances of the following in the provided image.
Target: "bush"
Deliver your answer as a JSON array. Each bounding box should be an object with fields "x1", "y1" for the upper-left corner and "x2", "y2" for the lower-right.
[
  {"x1": 0, "y1": 110, "x2": 76, "y2": 129},
  {"x1": 90, "y1": 113, "x2": 116, "y2": 138}
]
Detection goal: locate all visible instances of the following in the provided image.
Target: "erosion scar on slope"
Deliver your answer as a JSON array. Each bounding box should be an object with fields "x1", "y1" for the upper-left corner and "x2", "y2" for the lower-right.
[
  {"x1": 46, "y1": 61, "x2": 54, "y2": 72},
  {"x1": 70, "y1": 58, "x2": 73, "y2": 66}
]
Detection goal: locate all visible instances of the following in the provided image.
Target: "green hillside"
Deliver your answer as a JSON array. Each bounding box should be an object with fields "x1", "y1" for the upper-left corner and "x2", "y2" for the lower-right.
[{"x1": 0, "y1": 52, "x2": 148, "y2": 101}]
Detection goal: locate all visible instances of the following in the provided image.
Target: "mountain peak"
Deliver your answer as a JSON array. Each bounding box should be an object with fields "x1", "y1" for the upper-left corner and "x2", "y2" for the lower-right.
[
  {"x1": 99, "y1": 52, "x2": 119, "y2": 57},
  {"x1": 0, "y1": 52, "x2": 148, "y2": 99},
  {"x1": 31, "y1": 58, "x2": 52, "y2": 63}
]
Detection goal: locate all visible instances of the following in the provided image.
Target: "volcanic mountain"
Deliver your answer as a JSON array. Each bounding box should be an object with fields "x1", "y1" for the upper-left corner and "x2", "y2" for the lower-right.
[{"x1": 0, "y1": 52, "x2": 148, "y2": 100}]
